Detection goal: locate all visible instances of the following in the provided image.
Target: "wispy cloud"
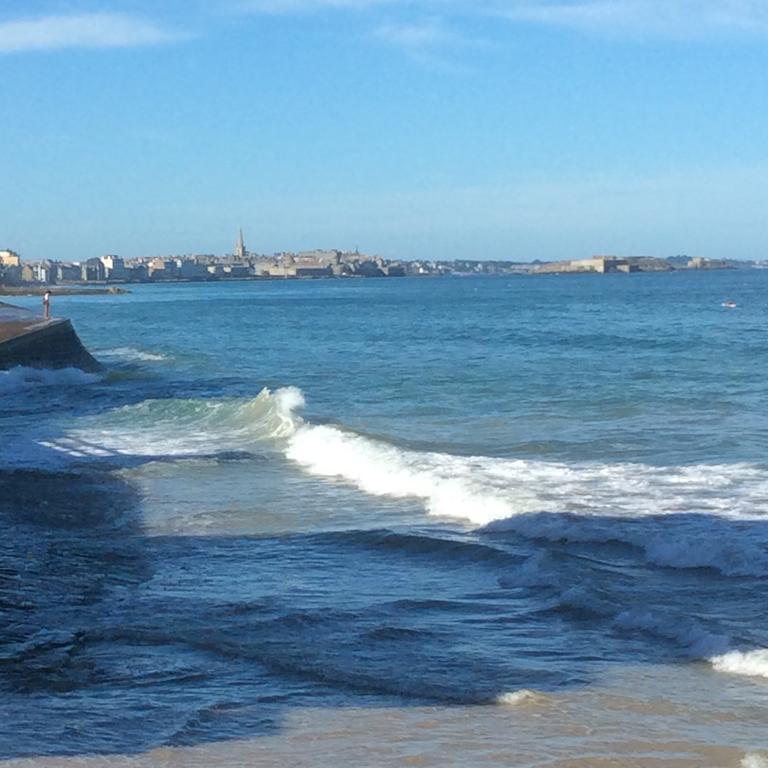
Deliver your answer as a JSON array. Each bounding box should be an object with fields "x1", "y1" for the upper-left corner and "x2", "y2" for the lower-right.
[
  {"x1": 0, "y1": 12, "x2": 185, "y2": 53},
  {"x1": 495, "y1": 0, "x2": 768, "y2": 38},
  {"x1": 375, "y1": 17, "x2": 474, "y2": 49},
  {"x1": 374, "y1": 17, "x2": 487, "y2": 69},
  {"x1": 233, "y1": 0, "x2": 768, "y2": 38},
  {"x1": 234, "y1": 0, "x2": 400, "y2": 13}
]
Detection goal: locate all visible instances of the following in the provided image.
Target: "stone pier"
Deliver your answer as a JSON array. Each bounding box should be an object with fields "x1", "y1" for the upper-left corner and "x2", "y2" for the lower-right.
[{"x1": 0, "y1": 302, "x2": 102, "y2": 372}]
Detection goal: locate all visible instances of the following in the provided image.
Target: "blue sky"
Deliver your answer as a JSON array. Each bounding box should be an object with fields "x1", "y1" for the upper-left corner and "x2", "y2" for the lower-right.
[{"x1": 1, "y1": 0, "x2": 767, "y2": 262}]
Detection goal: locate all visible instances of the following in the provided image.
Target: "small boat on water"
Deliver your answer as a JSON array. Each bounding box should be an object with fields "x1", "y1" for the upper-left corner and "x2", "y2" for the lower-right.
[{"x1": 722, "y1": 300, "x2": 737, "y2": 309}]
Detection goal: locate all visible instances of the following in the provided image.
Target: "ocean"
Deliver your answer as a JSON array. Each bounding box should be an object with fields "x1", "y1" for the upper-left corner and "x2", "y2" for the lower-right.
[{"x1": 1, "y1": 271, "x2": 768, "y2": 767}]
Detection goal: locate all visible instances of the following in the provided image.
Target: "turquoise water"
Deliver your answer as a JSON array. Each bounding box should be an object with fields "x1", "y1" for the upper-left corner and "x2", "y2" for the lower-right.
[{"x1": 2, "y1": 272, "x2": 768, "y2": 766}]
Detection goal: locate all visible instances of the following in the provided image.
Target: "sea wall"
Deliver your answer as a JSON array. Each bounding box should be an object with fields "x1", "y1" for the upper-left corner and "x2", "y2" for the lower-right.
[{"x1": 0, "y1": 309, "x2": 102, "y2": 372}]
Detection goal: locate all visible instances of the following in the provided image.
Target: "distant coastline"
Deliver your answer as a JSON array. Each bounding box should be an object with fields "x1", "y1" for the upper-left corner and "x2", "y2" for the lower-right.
[{"x1": 1, "y1": 238, "x2": 761, "y2": 293}]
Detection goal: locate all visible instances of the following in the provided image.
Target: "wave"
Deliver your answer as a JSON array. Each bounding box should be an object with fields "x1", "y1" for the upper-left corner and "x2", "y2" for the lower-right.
[
  {"x1": 545, "y1": 591, "x2": 768, "y2": 682},
  {"x1": 51, "y1": 387, "x2": 304, "y2": 459},
  {"x1": 711, "y1": 649, "x2": 768, "y2": 679},
  {"x1": 613, "y1": 608, "x2": 730, "y2": 658},
  {"x1": 0, "y1": 366, "x2": 100, "y2": 396},
  {"x1": 35, "y1": 386, "x2": 768, "y2": 577},
  {"x1": 315, "y1": 529, "x2": 514, "y2": 566},
  {"x1": 284, "y1": 411, "x2": 768, "y2": 525}
]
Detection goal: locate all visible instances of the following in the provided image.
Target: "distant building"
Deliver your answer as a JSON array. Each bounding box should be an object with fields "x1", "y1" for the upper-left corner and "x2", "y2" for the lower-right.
[
  {"x1": 568, "y1": 256, "x2": 629, "y2": 273},
  {"x1": 34, "y1": 261, "x2": 55, "y2": 283},
  {"x1": 130, "y1": 264, "x2": 149, "y2": 281},
  {"x1": 537, "y1": 255, "x2": 646, "y2": 274},
  {"x1": 175, "y1": 259, "x2": 209, "y2": 280},
  {"x1": 56, "y1": 263, "x2": 82, "y2": 282},
  {"x1": 688, "y1": 257, "x2": 728, "y2": 270},
  {"x1": 100, "y1": 255, "x2": 130, "y2": 281},
  {"x1": 297, "y1": 249, "x2": 341, "y2": 266},
  {"x1": 81, "y1": 258, "x2": 106, "y2": 281},
  {"x1": 148, "y1": 258, "x2": 178, "y2": 279},
  {"x1": 0, "y1": 250, "x2": 21, "y2": 268},
  {"x1": 235, "y1": 229, "x2": 247, "y2": 261},
  {"x1": 294, "y1": 261, "x2": 332, "y2": 278},
  {"x1": 223, "y1": 264, "x2": 252, "y2": 278}
]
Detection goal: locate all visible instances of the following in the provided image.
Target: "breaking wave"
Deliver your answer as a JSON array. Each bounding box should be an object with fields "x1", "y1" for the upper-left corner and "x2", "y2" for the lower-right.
[
  {"x1": 711, "y1": 649, "x2": 768, "y2": 679},
  {"x1": 283, "y1": 401, "x2": 768, "y2": 529},
  {"x1": 40, "y1": 386, "x2": 768, "y2": 578},
  {"x1": 0, "y1": 366, "x2": 100, "y2": 395},
  {"x1": 55, "y1": 386, "x2": 304, "y2": 459}
]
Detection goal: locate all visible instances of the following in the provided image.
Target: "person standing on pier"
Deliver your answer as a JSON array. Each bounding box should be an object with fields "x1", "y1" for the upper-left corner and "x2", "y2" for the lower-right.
[{"x1": 43, "y1": 290, "x2": 51, "y2": 319}]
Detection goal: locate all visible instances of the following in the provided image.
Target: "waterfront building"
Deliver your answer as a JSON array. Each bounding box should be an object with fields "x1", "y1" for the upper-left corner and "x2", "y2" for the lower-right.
[
  {"x1": 175, "y1": 259, "x2": 210, "y2": 280},
  {"x1": 81, "y1": 258, "x2": 106, "y2": 282},
  {"x1": 223, "y1": 264, "x2": 252, "y2": 278},
  {"x1": 148, "y1": 258, "x2": 178, "y2": 279},
  {"x1": 35, "y1": 261, "x2": 55, "y2": 283},
  {"x1": 56, "y1": 263, "x2": 82, "y2": 282},
  {"x1": 100, "y1": 255, "x2": 130, "y2": 281},
  {"x1": 130, "y1": 264, "x2": 149, "y2": 281},
  {"x1": 0, "y1": 250, "x2": 21, "y2": 268}
]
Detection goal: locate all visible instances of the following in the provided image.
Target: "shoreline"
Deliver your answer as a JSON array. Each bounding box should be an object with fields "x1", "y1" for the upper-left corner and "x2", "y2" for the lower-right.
[
  {"x1": 0, "y1": 266, "x2": 743, "y2": 299},
  {"x1": 0, "y1": 285, "x2": 130, "y2": 297}
]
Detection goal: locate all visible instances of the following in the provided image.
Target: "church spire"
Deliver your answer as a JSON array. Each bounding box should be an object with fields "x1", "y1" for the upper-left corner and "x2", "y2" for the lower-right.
[{"x1": 235, "y1": 228, "x2": 246, "y2": 261}]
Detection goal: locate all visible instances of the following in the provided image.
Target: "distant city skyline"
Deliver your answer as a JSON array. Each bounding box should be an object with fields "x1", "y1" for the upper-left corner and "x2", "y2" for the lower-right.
[{"x1": 2, "y1": 1, "x2": 767, "y2": 262}]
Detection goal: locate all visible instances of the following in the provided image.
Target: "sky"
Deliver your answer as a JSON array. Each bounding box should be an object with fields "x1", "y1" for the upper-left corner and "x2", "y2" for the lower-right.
[{"x1": 1, "y1": 0, "x2": 767, "y2": 262}]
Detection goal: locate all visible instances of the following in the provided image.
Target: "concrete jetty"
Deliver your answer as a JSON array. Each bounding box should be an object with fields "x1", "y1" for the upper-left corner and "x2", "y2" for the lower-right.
[{"x1": 0, "y1": 302, "x2": 102, "y2": 372}]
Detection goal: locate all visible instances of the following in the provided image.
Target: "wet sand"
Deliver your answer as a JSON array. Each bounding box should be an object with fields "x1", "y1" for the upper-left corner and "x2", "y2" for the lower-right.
[{"x1": 1, "y1": 665, "x2": 766, "y2": 768}]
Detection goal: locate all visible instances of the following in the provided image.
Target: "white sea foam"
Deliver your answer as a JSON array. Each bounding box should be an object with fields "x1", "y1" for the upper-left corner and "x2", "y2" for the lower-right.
[
  {"x1": 281, "y1": 397, "x2": 768, "y2": 574},
  {"x1": 97, "y1": 346, "x2": 169, "y2": 362},
  {"x1": 743, "y1": 753, "x2": 768, "y2": 768},
  {"x1": 495, "y1": 689, "x2": 548, "y2": 706},
  {"x1": 285, "y1": 413, "x2": 768, "y2": 526},
  {"x1": 0, "y1": 366, "x2": 100, "y2": 395},
  {"x1": 711, "y1": 649, "x2": 768, "y2": 679}
]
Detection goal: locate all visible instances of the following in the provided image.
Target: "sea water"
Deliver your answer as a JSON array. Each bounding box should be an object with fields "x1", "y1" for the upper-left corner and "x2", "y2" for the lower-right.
[{"x1": 1, "y1": 271, "x2": 768, "y2": 767}]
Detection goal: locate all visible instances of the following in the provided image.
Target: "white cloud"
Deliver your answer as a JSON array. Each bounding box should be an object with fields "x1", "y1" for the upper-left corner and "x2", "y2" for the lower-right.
[
  {"x1": 495, "y1": 0, "x2": 768, "y2": 38},
  {"x1": 0, "y1": 13, "x2": 184, "y2": 53}
]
